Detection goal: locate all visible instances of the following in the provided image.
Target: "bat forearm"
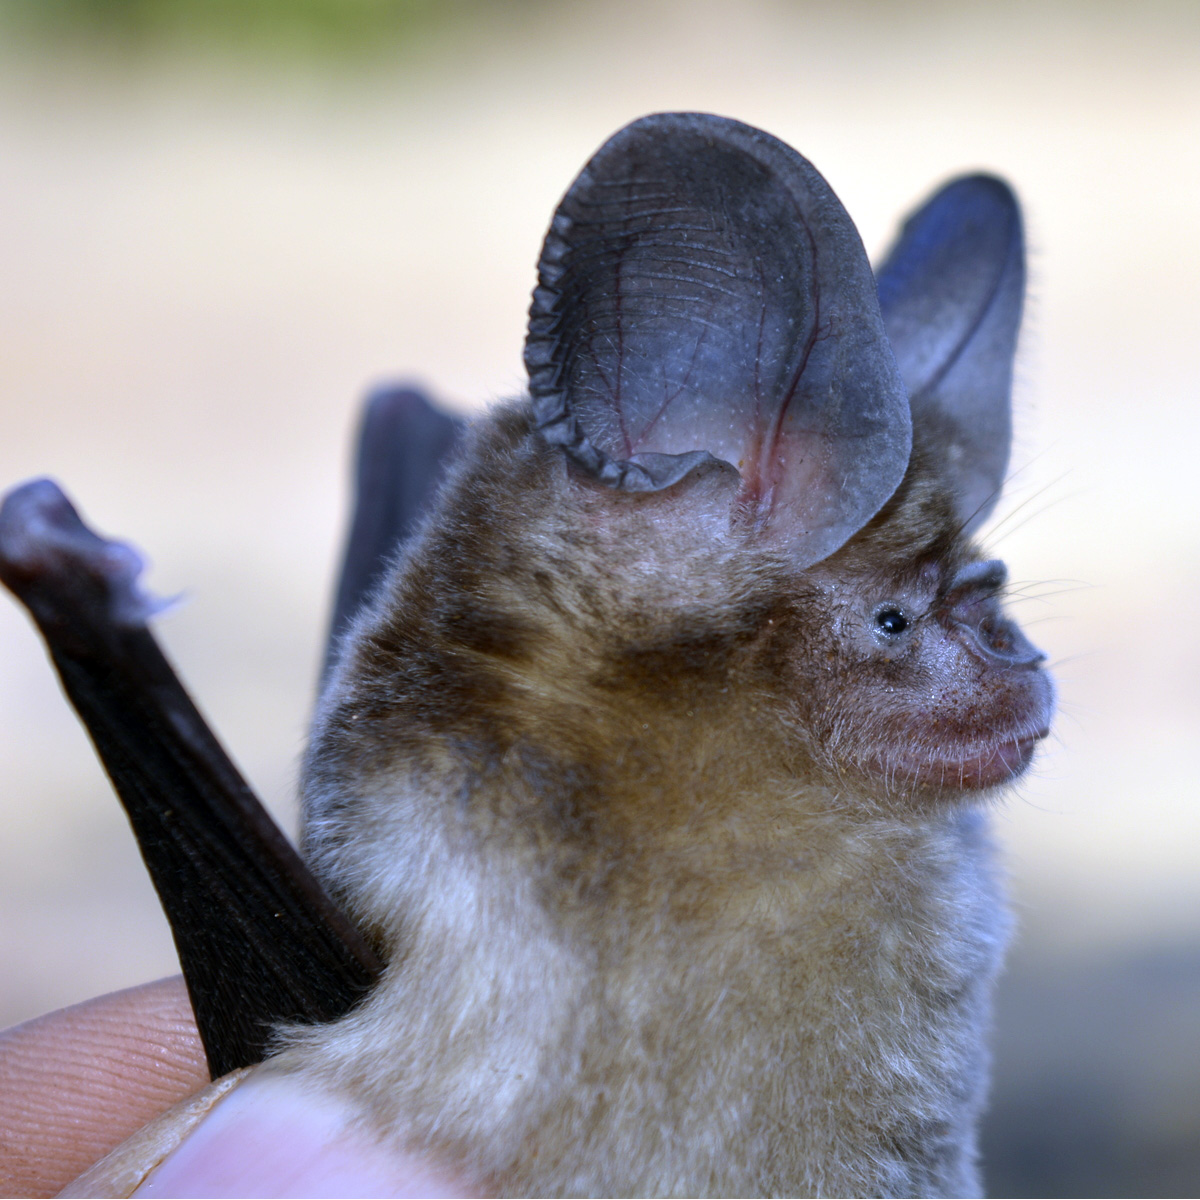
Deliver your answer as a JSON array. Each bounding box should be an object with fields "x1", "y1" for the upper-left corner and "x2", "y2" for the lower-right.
[{"x1": 0, "y1": 480, "x2": 381, "y2": 1078}]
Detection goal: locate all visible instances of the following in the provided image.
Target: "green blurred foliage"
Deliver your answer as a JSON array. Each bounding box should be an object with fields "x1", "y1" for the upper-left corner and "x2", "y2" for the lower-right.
[{"x1": 0, "y1": 0, "x2": 542, "y2": 61}]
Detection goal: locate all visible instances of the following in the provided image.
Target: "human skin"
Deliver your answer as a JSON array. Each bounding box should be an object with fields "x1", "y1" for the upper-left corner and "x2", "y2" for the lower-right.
[
  {"x1": 0, "y1": 978, "x2": 474, "y2": 1198},
  {"x1": 0, "y1": 977, "x2": 208, "y2": 1197}
]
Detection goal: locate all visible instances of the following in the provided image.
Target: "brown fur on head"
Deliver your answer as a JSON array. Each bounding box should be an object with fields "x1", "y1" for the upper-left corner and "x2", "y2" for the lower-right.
[
  {"x1": 277, "y1": 115, "x2": 1053, "y2": 1197},
  {"x1": 309, "y1": 406, "x2": 1048, "y2": 898}
]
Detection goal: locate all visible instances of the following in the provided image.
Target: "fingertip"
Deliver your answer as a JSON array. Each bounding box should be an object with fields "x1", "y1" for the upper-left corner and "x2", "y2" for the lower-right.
[
  {"x1": 134, "y1": 1072, "x2": 479, "y2": 1199},
  {"x1": 0, "y1": 976, "x2": 207, "y2": 1197}
]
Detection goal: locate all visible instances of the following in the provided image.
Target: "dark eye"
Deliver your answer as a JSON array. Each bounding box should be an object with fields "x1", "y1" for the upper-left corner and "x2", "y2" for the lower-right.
[{"x1": 874, "y1": 607, "x2": 909, "y2": 636}]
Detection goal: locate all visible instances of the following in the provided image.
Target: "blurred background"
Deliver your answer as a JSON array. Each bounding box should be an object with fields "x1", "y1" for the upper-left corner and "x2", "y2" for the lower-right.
[{"x1": 0, "y1": 1, "x2": 1196, "y2": 1194}]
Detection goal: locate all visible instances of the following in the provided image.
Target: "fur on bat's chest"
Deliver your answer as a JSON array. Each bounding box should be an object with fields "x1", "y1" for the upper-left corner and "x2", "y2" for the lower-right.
[
  {"x1": 275, "y1": 406, "x2": 1010, "y2": 1197},
  {"x1": 285, "y1": 763, "x2": 1005, "y2": 1197}
]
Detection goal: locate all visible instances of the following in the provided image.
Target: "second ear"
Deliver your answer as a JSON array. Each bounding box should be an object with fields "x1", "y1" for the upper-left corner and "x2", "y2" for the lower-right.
[{"x1": 876, "y1": 174, "x2": 1024, "y2": 533}]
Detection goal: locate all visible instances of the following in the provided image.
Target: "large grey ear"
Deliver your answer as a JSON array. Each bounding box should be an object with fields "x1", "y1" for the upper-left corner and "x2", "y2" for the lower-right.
[
  {"x1": 875, "y1": 175, "x2": 1024, "y2": 534},
  {"x1": 525, "y1": 112, "x2": 912, "y2": 567}
]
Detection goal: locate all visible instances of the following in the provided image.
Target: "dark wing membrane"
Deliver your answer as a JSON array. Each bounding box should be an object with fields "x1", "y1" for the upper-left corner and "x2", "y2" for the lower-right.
[
  {"x1": 876, "y1": 175, "x2": 1024, "y2": 533},
  {"x1": 0, "y1": 480, "x2": 382, "y2": 1079},
  {"x1": 526, "y1": 111, "x2": 911, "y2": 567},
  {"x1": 325, "y1": 385, "x2": 464, "y2": 680}
]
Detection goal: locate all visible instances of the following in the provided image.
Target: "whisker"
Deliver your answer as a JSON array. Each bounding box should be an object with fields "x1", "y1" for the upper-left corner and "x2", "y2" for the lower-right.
[
  {"x1": 984, "y1": 477, "x2": 1079, "y2": 547},
  {"x1": 1044, "y1": 652, "x2": 1095, "y2": 671},
  {"x1": 1003, "y1": 577, "x2": 1095, "y2": 602}
]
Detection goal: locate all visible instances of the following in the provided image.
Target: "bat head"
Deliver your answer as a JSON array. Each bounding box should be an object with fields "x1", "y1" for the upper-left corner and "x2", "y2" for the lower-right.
[{"x1": 306, "y1": 114, "x2": 1053, "y2": 937}]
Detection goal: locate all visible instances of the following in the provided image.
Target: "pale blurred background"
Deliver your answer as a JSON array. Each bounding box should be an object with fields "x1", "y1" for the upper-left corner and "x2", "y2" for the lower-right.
[{"x1": 0, "y1": 1, "x2": 1196, "y2": 1194}]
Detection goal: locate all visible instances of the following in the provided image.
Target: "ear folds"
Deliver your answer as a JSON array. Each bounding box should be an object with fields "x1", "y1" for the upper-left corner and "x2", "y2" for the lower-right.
[
  {"x1": 525, "y1": 112, "x2": 912, "y2": 568},
  {"x1": 875, "y1": 175, "x2": 1024, "y2": 533}
]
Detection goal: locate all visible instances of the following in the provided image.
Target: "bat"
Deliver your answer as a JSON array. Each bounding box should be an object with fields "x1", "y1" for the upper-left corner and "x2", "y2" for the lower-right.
[{"x1": 1, "y1": 112, "x2": 1053, "y2": 1196}]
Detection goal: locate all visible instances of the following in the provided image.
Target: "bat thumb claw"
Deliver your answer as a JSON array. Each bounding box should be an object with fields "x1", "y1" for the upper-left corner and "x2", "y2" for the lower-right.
[{"x1": 0, "y1": 477, "x2": 174, "y2": 630}]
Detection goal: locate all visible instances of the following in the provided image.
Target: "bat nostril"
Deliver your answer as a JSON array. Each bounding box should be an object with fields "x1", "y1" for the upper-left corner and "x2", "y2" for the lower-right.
[{"x1": 954, "y1": 615, "x2": 1044, "y2": 669}]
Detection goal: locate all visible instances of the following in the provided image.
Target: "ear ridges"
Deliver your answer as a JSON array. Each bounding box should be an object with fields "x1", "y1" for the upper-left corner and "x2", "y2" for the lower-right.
[
  {"x1": 526, "y1": 112, "x2": 912, "y2": 566},
  {"x1": 527, "y1": 199, "x2": 725, "y2": 494}
]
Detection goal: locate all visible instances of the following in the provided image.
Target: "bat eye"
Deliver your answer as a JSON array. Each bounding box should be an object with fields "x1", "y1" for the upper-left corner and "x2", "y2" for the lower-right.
[{"x1": 873, "y1": 606, "x2": 910, "y2": 637}]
